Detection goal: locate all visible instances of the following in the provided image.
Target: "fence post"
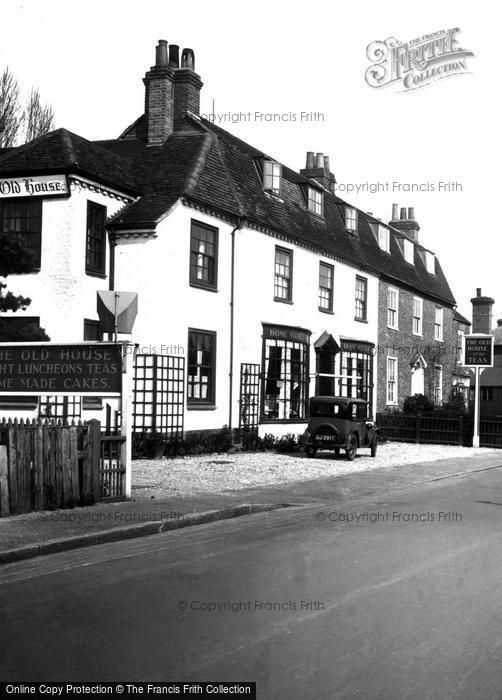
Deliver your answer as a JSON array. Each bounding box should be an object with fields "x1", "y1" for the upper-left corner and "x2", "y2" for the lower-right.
[
  {"x1": 458, "y1": 416, "x2": 464, "y2": 446},
  {"x1": 0, "y1": 445, "x2": 9, "y2": 517},
  {"x1": 88, "y1": 419, "x2": 101, "y2": 502},
  {"x1": 415, "y1": 415, "x2": 421, "y2": 444}
]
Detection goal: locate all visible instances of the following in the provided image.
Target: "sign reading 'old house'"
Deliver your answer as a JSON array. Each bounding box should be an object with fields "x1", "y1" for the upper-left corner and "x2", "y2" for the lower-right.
[
  {"x1": 464, "y1": 335, "x2": 494, "y2": 367},
  {"x1": 0, "y1": 344, "x2": 122, "y2": 394}
]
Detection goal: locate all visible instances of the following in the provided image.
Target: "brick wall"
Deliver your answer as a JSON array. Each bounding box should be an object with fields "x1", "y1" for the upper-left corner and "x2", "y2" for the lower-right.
[
  {"x1": 173, "y1": 70, "x2": 202, "y2": 129},
  {"x1": 377, "y1": 279, "x2": 456, "y2": 412},
  {"x1": 144, "y1": 69, "x2": 174, "y2": 145}
]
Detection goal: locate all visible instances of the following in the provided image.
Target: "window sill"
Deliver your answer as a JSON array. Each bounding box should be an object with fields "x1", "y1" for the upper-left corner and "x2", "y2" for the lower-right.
[
  {"x1": 274, "y1": 297, "x2": 293, "y2": 305},
  {"x1": 189, "y1": 281, "x2": 218, "y2": 293},
  {"x1": 387, "y1": 326, "x2": 399, "y2": 331},
  {"x1": 412, "y1": 332, "x2": 423, "y2": 337},
  {"x1": 187, "y1": 404, "x2": 217, "y2": 411},
  {"x1": 319, "y1": 307, "x2": 334, "y2": 315},
  {"x1": 354, "y1": 317, "x2": 368, "y2": 323},
  {"x1": 86, "y1": 269, "x2": 107, "y2": 279}
]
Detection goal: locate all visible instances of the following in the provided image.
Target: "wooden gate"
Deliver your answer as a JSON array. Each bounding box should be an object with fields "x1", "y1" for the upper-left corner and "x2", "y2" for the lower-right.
[{"x1": 0, "y1": 418, "x2": 104, "y2": 516}]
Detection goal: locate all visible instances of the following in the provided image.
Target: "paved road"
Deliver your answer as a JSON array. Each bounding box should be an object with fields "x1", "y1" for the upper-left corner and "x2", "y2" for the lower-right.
[{"x1": 1, "y1": 467, "x2": 502, "y2": 699}]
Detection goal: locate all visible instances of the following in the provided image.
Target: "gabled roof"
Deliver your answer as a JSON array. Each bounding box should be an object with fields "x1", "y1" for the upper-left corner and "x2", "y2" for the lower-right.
[{"x1": 0, "y1": 128, "x2": 137, "y2": 195}]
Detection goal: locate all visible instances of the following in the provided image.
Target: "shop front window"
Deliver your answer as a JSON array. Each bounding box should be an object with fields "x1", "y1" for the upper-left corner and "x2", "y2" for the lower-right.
[
  {"x1": 338, "y1": 341, "x2": 374, "y2": 416},
  {"x1": 261, "y1": 326, "x2": 309, "y2": 421}
]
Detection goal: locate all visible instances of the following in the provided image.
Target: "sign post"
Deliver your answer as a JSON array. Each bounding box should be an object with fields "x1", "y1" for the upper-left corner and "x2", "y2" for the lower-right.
[{"x1": 463, "y1": 334, "x2": 494, "y2": 447}]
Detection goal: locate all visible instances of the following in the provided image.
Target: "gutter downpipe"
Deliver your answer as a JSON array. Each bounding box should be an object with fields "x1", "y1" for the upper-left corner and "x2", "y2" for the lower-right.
[{"x1": 229, "y1": 216, "x2": 244, "y2": 441}]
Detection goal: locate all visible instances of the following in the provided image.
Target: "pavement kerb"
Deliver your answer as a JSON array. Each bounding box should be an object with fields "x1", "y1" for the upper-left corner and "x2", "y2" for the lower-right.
[
  {"x1": 1, "y1": 461, "x2": 501, "y2": 566},
  {"x1": 0, "y1": 503, "x2": 290, "y2": 565}
]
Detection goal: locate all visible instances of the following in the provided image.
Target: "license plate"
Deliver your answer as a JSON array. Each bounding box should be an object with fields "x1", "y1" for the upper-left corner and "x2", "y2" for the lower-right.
[{"x1": 317, "y1": 435, "x2": 334, "y2": 441}]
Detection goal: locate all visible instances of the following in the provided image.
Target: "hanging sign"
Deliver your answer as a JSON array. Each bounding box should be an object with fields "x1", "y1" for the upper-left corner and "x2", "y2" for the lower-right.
[{"x1": 0, "y1": 174, "x2": 68, "y2": 198}]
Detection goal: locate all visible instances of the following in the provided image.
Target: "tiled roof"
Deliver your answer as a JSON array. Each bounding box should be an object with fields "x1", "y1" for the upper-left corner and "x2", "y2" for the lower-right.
[
  {"x1": 0, "y1": 118, "x2": 456, "y2": 306},
  {"x1": 0, "y1": 129, "x2": 137, "y2": 195},
  {"x1": 453, "y1": 310, "x2": 471, "y2": 326}
]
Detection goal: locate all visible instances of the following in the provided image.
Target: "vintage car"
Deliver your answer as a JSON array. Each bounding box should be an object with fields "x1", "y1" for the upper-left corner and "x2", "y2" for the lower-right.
[{"x1": 303, "y1": 396, "x2": 379, "y2": 460}]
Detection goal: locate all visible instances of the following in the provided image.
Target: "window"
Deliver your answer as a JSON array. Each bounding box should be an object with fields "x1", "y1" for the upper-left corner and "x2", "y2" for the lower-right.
[
  {"x1": 387, "y1": 287, "x2": 399, "y2": 329},
  {"x1": 339, "y1": 346, "x2": 374, "y2": 416},
  {"x1": 274, "y1": 247, "x2": 293, "y2": 302},
  {"x1": 83, "y1": 319, "x2": 103, "y2": 341},
  {"x1": 40, "y1": 395, "x2": 81, "y2": 420},
  {"x1": 263, "y1": 161, "x2": 282, "y2": 194},
  {"x1": 433, "y1": 365, "x2": 443, "y2": 405},
  {"x1": 481, "y1": 387, "x2": 493, "y2": 401},
  {"x1": 318, "y1": 262, "x2": 334, "y2": 312},
  {"x1": 434, "y1": 307, "x2": 444, "y2": 341},
  {"x1": 0, "y1": 198, "x2": 42, "y2": 268},
  {"x1": 386, "y1": 357, "x2": 398, "y2": 405},
  {"x1": 262, "y1": 337, "x2": 309, "y2": 421},
  {"x1": 413, "y1": 297, "x2": 423, "y2": 336},
  {"x1": 403, "y1": 239, "x2": 414, "y2": 264},
  {"x1": 345, "y1": 207, "x2": 357, "y2": 232},
  {"x1": 355, "y1": 276, "x2": 367, "y2": 321},
  {"x1": 86, "y1": 201, "x2": 107, "y2": 275},
  {"x1": 308, "y1": 187, "x2": 323, "y2": 216},
  {"x1": 378, "y1": 225, "x2": 389, "y2": 252},
  {"x1": 457, "y1": 330, "x2": 464, "y2": 364},
  {"x1": 425, "y1": 251, "x2": 435, "y2": 274},
  {"x1": 187, "y1": 329, "x2": 216, "y2": 405},
  {"x1": 190, "y1": 220, "x2": 218, "y2": 289}
]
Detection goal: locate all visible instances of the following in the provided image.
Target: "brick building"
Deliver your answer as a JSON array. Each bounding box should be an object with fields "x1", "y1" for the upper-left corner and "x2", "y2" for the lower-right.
[{"x1": 375, "y1": 206, "x2": 457, "y2": 412}]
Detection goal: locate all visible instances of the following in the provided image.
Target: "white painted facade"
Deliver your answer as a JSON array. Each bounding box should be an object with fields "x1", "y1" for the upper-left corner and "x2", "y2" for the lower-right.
[
  {"x1": 1, "y1": 180, "x2": 379, "y2": 434},
  {"x1": 1, "y1": 176, "x2": 132, "y2": 341},
  {"x1": 113, "y1": 202, "x2": 379, "y2": 435}
]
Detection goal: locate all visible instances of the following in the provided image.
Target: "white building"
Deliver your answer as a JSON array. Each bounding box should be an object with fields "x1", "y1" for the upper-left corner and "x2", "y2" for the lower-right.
[{"x1": 0, "y1": 40, "x2": 457, "y2": 438}]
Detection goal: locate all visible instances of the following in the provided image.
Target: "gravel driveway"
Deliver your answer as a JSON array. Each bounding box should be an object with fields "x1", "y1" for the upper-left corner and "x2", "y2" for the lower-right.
[{"x1": 133, "y1": 443, "x2": 496, "y2": 499}]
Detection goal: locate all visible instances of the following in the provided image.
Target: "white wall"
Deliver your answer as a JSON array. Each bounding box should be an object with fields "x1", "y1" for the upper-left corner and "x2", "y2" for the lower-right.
[
  {"x1": 1, "y1": 176, "x2": 131, "y2": 342},
  {"x1": 113, "y1": 203, "x2": 379, "y2": 435}
]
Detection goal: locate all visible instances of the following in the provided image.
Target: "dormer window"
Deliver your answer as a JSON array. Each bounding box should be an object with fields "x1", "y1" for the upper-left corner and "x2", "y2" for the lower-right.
[
  {"x1": 345, "y1": 207, "x2": 357, "y2": 233},
  {"x1": 308, "y1": 186, "x2": 323, "y2": 216},
  {"x1": 263, "y1": 160, "x2": 282, "y2": 195},
  {"x1": 425, "y1": 251, "x2": 435, "y2": 274},
  {"x1": 403, "y1": 238, "x2": 414, "y2": 264},
  {"x1": 378, "y1": 225, "x2": 390, "y2": 252}
]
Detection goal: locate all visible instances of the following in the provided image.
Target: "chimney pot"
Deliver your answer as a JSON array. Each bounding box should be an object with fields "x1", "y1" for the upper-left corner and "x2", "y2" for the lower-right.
[
  {"x1": 169, "y1": 44, "x2": 180, "y2": 69},
  {"x1": 181, "y1": 48, "x2": 195, "y2": 70},
  {"x1": 315, "y1": 152, "x2": 324, "y2": 168},
  {"x1": 477, "y1": 288, "x2": 482, "y2": 297},
  {"x1": 392, "y1": 203, "x2": 399, "y2": 220},
  {"x1": 400, "y1": 207, "x2": 407, "y2": 220},
  {"x1": 408, "y1": 207, "x2": 415, "y2": 220},
  {"x1": 323, "y1": 155, "x2": 330, "y2": 171},
  {"x1": 155, "y1": 40, "x2": 168, "y2": 67},
  {"x1": 306, "y1": 151, "x2": 315, "y2": 169}
]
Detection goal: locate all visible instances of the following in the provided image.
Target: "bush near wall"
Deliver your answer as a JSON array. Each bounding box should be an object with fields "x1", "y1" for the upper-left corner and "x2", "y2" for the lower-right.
[{"x1": 132, "y1": 427, "x2": 304, "y2": 459}]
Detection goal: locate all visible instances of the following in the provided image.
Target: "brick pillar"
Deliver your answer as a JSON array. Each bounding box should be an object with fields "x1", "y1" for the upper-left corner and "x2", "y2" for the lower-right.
[{"x1": 173, "y1": 69, "x2": 203, "y2": 129}]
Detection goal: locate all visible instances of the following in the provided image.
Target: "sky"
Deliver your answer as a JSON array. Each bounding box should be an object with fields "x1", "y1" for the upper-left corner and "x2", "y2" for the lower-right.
[{"x1": 1, "y1": 0, "x2": 498, "y2": 320}]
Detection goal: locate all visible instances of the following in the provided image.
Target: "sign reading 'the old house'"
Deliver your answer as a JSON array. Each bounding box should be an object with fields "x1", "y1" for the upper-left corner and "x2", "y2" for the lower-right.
[
  {"x1": 463, "y1": 335, "x2": 494, "y2": 367},
  {"x1": 0, "y1": 344, "x2": 122, "y2": 394}
]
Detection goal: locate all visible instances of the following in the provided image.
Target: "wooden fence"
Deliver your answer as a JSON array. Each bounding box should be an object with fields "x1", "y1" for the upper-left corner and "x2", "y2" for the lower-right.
[
  {"x1": 377, "y1": 413, "x2": 502, "y2": 448},
  {"x1": 0, "y1": 418, "x2": 126, "y2": 517}
]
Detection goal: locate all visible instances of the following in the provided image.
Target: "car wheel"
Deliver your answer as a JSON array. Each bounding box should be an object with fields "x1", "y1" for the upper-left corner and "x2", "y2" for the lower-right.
[
  {"x1": 345, "y1": 435, "x2": 357, "y2": 461},
  {"x1": 306, "y1": 446, "x2": 317, "y2": 458},
  {"x1": 371, "y1": 435, "x2": 378, "y2": 457}
]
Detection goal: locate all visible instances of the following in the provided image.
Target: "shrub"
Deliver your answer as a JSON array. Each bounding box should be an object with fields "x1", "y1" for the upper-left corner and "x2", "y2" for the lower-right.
[{"x1": 403, "y1": 394, "x2": 435, "y2": 415}]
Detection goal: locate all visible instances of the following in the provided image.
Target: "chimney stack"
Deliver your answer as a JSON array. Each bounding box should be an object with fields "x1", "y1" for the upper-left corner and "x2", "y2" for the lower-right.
[
  {"x1": 143, "y1": 40, "x2": 204, "y2": 145},
  {"x1": 389, "y1": 203, "x2": 420, "y2": 242},
  {"x1": 300, "y1": 151, "x2": 336, "y2": 193},
  {"x1": 144, "y1": 40, "x2": 175, "y2": 146},
  {"x1": 173, "y1": 47, "x2": 203, "y2": 129},
  {"x1": 471, "y1": 288, "x2": 495, "y2": 334}
]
